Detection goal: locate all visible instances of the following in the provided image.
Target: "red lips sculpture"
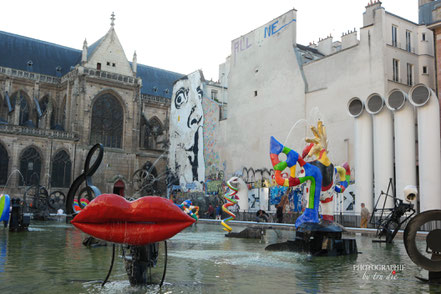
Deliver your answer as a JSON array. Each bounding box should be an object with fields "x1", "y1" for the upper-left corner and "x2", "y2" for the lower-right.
[{"x1": 71, "y1": 194, "x2": 195, "y2": 245}]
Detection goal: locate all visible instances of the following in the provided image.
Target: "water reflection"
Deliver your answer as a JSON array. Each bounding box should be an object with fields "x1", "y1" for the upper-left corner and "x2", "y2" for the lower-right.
[{"x1": 0, "y1": 222, "x2": 440, "y2": 293}]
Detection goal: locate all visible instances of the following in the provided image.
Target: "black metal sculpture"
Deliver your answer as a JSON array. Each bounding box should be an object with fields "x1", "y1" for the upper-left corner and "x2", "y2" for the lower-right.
[
  {"x1": 23, "y1": 184, "x2": 50, "y2": 220},
  {"x1": 370, "y1": 179, "x2": 416, "y2": 243},
  {"x1": 9, "y1": 197, "x2": 30, "y2": 232},
  {"x1": 65, "y1": 143, "x2": 168, "y2": 287},
  {"x1": 48, "y1": 191, "x2": 66, "y2": 213},
  {"x1": 404, "y1": 209, "x2": 441, "y2": 283},
  {"x1": 66, "y1": 143, "x2": 103, "y2": 215},
  {"x1": 265, "y1": 221, "x2": 358, "y2": 256}
]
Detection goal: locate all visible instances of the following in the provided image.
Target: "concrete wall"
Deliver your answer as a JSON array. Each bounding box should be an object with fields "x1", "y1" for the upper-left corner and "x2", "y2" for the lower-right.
[
  {"x1": 225, "y1": 9, "x2": 306, "y2": 176},
  {"x1": 202, "y1": 84, "x2": 225, "y2": 179}
]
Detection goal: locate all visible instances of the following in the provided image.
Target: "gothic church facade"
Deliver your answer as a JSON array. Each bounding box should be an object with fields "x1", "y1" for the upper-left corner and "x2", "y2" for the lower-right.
[{"x1": 0, "y1": 16, "x2": 183, "y2": 199}]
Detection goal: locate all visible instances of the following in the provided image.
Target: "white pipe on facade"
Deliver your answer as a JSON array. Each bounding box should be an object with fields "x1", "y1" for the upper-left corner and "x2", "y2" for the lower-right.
[
  {"x1": 409, "y1": 84, "x2": 441, "y2": 212},
  {"x1": 385, "y1": 89, "x2": 417, "y2": 206},
  {"x1": 365, "y1": 93, "x2": 394, "y2": 210},
  {"x1": 347, "y1": 97, "x2": 373, "y2": 214}
]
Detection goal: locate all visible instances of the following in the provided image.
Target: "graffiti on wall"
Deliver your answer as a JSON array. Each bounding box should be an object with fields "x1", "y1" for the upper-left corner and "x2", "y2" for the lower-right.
[
  {"x1": 248, "y1": 188, "x2": 260, "y2": 212},
  {"x1": 232, "y1": 10, "x2": 296, "y2": 64},
  {"x1": 202, "y1": 91, "x2": 224, "y2": 178},
  {"x1": 269, "y1": 185, "x2": 304, "y2": 213},
  {"x1": 169, "y1": 70, "x2": 205, "y2": 192},
  {"x1": 205, "y1": 180, "x2": 223, "y2": 196}
]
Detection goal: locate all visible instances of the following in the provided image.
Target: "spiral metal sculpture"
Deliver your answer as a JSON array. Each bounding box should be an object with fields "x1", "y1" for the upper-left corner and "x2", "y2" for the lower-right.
[{"x1": 221, "y1": 179, "x2": 239, "y2": 232}]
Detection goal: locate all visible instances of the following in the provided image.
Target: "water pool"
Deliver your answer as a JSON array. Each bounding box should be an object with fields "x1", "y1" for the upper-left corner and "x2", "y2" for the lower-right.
[{"x1": 0, "y1": 221, "x2": 439, "y2": 293}]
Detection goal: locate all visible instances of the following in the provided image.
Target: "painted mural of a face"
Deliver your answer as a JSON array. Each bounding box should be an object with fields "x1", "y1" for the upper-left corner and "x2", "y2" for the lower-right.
[{"x1": 169, "y1": 71, "x2": 205, "y2": 191}]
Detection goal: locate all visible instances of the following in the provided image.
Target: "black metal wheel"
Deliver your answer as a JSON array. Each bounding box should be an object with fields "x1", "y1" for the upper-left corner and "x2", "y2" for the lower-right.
[
  {"x1": 404, "y1": 210, "x2": 441, "y2": 272},
  {"x1": 23, "y1": 185, "x2": 49, "y2": 212},
  {"x1": 132, "y1": 169, "x2": 156, "y2": 196},
  {"x1": 48, "y1": 191, "x2": 66, "y2": 211}
]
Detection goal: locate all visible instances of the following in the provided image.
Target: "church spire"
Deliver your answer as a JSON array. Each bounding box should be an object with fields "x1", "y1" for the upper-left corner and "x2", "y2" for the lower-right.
[
  {"x1": 81, "y1": 39, "x2": 88, "y2": 64},
  {"x1": 132, "y1": 51, "x2": 137, "y2": 74}
]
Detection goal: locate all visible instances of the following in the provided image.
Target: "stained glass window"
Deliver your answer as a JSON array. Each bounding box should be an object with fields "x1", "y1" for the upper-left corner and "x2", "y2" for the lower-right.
[
  {"x1": 19, "y1": 147, "x2": 41, "y2": 186},
  {"x1": 51, "y1": 150, "x2": 72, "y2": 188},
  {"x1": 90, "y1": 93, "x2": 123, "y2": 148}
]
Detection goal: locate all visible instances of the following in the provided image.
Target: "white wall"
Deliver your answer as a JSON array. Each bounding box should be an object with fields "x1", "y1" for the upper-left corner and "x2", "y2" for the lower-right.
[{"x1": 225, "y1": 10, "x2": 306, "y2": 175}]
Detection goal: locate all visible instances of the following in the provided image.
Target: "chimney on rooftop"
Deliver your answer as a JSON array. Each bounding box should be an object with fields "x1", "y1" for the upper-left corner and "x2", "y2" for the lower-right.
[
  {"x1": 341, "y1": 29, "x2": 359, "y2": 49},
  {"x1": 317, "y1": 35, "x2": 333, "y2": 55},
  {"x1": 363, "y1": 0, "x2": 383, "y2": 27}
]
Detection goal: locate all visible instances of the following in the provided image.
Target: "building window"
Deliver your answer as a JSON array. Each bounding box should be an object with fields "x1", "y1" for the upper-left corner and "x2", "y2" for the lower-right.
[
  {"x1": 107, "y1": 62, "x2": 110, "y2": 66},
  {"x1": 392, "y1": 25, "x2": 398, "y2": 47},
  {"x1": 423, "y1": 66, "x2": 428, "y2": 74},
  {"x1": 0, "y1": 94, "x2": 8, "y2": 123},
  {"x1": 10, "y1": 92, "x2": 33, "y2": 127},
  {"x1": 51, "y1": 150, "x2": 72, "y2": 188},
  {"x1": 422, "y1": 33, "x2": 426, "y2": 41},
  {"x1": 254, "y1": 90, "x2": 258, "y2": 97},
  {"x1": 97, "y1": 63, "x2": 101, "y2": 70},
  {"x1": 219, "y1": 104, "x2": 228, "y2": 121},
  {"x1": 140, "y1": 116, "x2": 164, "y2": 149},
  {"x1": 0, "y1": 143, "x2": 8, "y2": 185},
  {"x1": 393, "y1": 59, "x2": 399, "y2": 82},
  {"x1": 406, "y1": 30, "x2": 411, "y2": 52},
  {"x1": 27, "y1": 60, "x2": 33, "y2": 72},
  {"x1": 211, "y1": 90, "x2": 218, "y2": 100},
  {"x1": 112, "y1": 63, "x2": 116, "y2": 67},
  {"x1": 407, "y1": 63, "x2": 413, "y2": 86},
  {"x1": 19, "y1": 147, "x2": 41, "y2": 186},
  {"x1": 90, "y1": 93, "x2": 123, "y2": 148}
]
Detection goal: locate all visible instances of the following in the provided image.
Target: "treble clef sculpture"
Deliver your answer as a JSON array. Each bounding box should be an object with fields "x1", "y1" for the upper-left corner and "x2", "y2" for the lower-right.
[{"x1": 66, "y1": 144, "x2": 104, "y2": 215}]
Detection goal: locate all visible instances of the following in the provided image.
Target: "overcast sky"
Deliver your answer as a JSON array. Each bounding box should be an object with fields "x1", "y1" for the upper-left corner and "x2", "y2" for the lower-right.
[{"x1": 0, "y1": 0, "x2": 418, "y2": 80}]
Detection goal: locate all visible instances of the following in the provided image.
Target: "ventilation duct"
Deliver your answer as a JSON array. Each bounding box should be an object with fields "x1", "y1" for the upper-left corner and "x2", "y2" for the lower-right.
[
  {"x1": 409, "y1": 84, "x2": 441, "y2": 211},
  {"x1": 385, "y1": 89, "x2": 417, "y2": 205},
  {"x1": 347, "y1": 97, "x2": 373, "y2": 213},
  {"x1": 365, "y1": 93, "x2": 394, "y2": 209}
]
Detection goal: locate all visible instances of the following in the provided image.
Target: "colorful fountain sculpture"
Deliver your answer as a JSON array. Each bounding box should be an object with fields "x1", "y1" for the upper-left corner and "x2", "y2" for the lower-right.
[
  {"x1": 266, "y1": 121, "x2": 357, "y2": 256},
  {"x1": 0, "y1": 194, "x2": 10, "y2": 227},
  {"x1": 177, "y1": 199, "x2": 200, "y2": 221},
  {"x1": 67, "y1": 144, "x2": 195, "y2": 287}
]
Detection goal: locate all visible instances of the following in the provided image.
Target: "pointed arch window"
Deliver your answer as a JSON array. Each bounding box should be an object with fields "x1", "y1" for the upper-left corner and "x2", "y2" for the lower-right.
[
  {"x1": 0, "y1": 143, "x2": 8, "y2": 185},
  {"x1": 19, "y1": 147, "x2": 41, "y2": 186},
  {"x1": 140, "y1": 116, "x2": 164, "y2": 149},
  {"x1": 51, "y1": 150, "x2": 72, "y2": 188},
  {"x1": 39, "y1": 95, "x2": 49, "y2": 116},
  {"x1": 90, "y1": 93, "x2": 123, "y2": 148},
  {"x1": 0, "y1": 94, "x2": 7, "y2": 124},
  {"x1": 10, "y1": 92, "x2": 35, "y2": 127}
]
